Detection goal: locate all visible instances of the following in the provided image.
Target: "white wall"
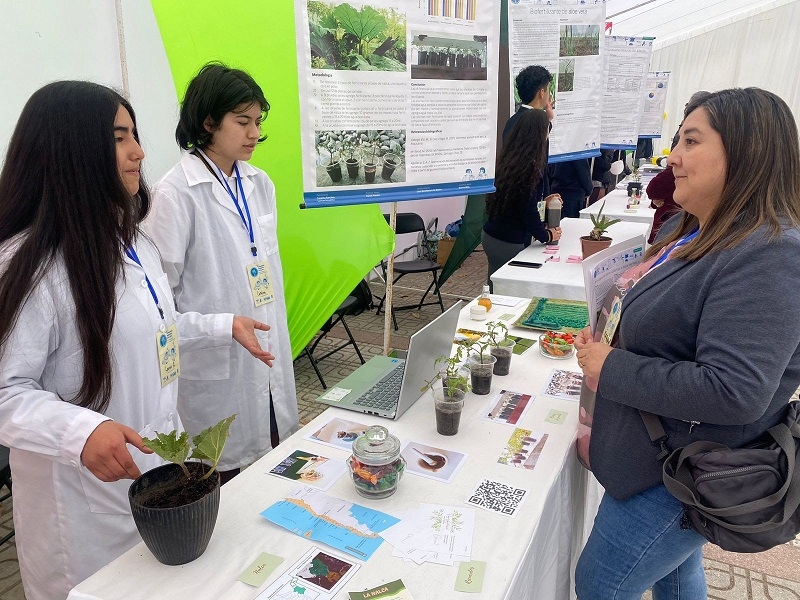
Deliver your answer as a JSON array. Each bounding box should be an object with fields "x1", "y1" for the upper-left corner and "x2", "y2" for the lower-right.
[
  {"x1": 648, "y1": 0, "x2": 800, "y2": 152},
  {"x1": 0, "y1": 1, "x2": 180, "y2": 182}
]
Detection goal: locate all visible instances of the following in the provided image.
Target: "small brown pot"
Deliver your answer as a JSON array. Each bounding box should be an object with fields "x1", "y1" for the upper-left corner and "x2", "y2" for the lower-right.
[
  {"x1": 580, "y1": 235, "x2": 612, "y2": 259},
  {"x1": 364, "y1": 162, "x2": 377, "y2": 183}
]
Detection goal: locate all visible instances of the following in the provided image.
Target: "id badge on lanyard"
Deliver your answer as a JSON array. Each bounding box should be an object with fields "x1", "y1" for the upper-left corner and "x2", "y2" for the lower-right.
[
  {"x1": 156, "y1": 324, "x2": 181, "y2": 386},
  {"x1": 246, "y1": 262, "x2": 275, "y2": 307},
  {"x1": 126, "y1": 246, "x2": 180, "y2": 387},
  {"x1": 537, "y1": 200, "x2": 546, "y2": 221}
]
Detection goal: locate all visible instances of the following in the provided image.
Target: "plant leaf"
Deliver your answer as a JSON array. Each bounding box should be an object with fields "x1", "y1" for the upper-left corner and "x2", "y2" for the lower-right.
[
  {"x1": 333, "y1": 4, "x2": 386, "y2": 44},
  {"x1": 189, "y1": 415, "x2": 236, "y2": 467},
  {"x1": 142, "y1": 430, "x2": 191, "y2": 465},
  {"x1": 367, "y1": 54, "x2": 405, "y2": 72}
]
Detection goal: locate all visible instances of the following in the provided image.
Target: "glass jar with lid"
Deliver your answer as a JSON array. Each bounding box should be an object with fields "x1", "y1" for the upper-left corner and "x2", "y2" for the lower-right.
[{"x1": 348, "y1": 425, "x2": 405, "y2": 499}]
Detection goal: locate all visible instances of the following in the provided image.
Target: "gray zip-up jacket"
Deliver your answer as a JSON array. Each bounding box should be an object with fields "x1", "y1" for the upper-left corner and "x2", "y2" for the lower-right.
[{"x1": 590, "y1": 224, "x2": 800, "y2": 499}]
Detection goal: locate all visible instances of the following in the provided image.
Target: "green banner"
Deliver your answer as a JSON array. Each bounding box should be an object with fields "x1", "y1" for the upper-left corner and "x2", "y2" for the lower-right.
[{"x1": 150, "y1": 0, "x2": 394, "y2": 356}]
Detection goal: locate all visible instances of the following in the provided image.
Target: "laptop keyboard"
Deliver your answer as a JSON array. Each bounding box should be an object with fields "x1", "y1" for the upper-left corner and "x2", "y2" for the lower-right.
[{"x1": 353, "y1": 363, "x2": 405, "y2": 411}]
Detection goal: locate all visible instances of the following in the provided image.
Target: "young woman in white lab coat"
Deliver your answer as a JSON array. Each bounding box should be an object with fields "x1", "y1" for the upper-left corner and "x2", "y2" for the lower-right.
[
  {"x1": 0, "y1": 81, "x2": 275, "y2": 600},
  {"x1": 145, "y1": 64, "x2": 299, "y2": 483}
]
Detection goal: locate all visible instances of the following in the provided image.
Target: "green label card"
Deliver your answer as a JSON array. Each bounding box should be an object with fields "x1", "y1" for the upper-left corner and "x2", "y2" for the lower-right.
[
  {"x1": 545, "y1": 409, "x2": 568, "y2": 425},
  {"x1": 455, "y1": 560, "x2": 486, "y2": 593},
  {"x1": 238, "y1": 552, "x2": 284, "y2": 587}
]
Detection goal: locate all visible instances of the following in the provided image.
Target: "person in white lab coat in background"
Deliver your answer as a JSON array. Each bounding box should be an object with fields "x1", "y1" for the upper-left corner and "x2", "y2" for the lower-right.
[
  {"x1": 0, "y1": 81, "x2": 276, "y2": 600},
  {"x1": 144, "y1": 63, "x2": 299, "y2": 484}
]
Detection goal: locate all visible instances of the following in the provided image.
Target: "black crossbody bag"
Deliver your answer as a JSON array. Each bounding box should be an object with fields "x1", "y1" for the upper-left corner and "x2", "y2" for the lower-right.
[{"x1": 639, "y1": 402, "x2": 800, "y2": 553}]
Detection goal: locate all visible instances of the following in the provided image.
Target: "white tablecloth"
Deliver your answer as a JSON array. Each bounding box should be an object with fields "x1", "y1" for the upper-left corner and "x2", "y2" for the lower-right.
[
  {"x1": 490, "y1": 218, "x2": 651, "y2": 299},
  {"x1": 69, "y1": 299, "x2": 603, "y2": 600},
  {"x1": 579, "y1": 188, "x2": 655, "y2": 228}
]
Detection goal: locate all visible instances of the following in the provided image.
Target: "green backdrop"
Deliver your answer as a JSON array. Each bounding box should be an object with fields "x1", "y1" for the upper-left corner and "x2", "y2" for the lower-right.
[{"x1": 150, "y1": 0, "x2": 394, "y2": 357}]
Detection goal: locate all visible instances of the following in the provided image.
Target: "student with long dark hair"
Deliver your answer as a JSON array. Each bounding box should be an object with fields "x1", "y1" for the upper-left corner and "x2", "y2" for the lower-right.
[
  {"x1": 144, "y1": 63, "x2": 298, "y2": 484},
  {"x1": 0, "y1": 81, "x2": 274, "y2": 600},
  {"x1": 482, "y1": 108, "x2": 562, "y2": 282}
]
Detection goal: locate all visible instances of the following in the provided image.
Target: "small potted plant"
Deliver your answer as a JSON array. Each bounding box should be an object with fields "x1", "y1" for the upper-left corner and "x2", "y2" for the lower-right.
[
  {"x1": 342, "y1": 134, "x2": 361, "y2": 179},
  {"x1": 580, "y1": 201, "x2": 621, "y2": 259},
  {"x1": 422, "y1": 349, "x2": 470, "y2": 436},
  {"x1": 128, "y1": 415, "x2": 235, "y2": 566},
  {"x1": 317, "y1": 134, "x2": 342, "y2": 183},
  {"x1": 363, "y1": 138, "x2": 379, "y2": 183},
  {"x1": 381, "y1": 151, "x2": 401, "y2": 181},
  {"x1": 467, "y1": 340, "x2": 497, "y2": 395},
  {"x1": 486, "y1": 321, "x2": 515, "y2": 376},
  {"x1": 627, "y1": 161, "x2": 642, "y2": 197}
]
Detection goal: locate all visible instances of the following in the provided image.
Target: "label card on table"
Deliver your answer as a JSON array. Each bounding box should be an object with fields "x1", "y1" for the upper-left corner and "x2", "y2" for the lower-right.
[
  {"x1": 455, "y1": 561, "x2": 487, "y2": 593},
  {"x1": 545, "y1": 409, "x2": 568, "y2": 425},
  {"x1": 238, "y1": 552, "x2": 284, "y2": 587}
]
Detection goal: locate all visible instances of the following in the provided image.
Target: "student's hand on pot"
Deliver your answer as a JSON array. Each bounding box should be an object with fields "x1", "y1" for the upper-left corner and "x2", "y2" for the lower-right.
[
  {"x1": 233, "y1": 316, "x2": 275, "y2": 367},
  {"x1": 82, "y1": 421, "x2": 151, "y2": 482},
  {"x1": 549, "y1": 227, "x2": 562, "y2": 241},
  {"x1": 576, "y1": 341, "x2": 613, "y2": 380},
  {"x1": 574, "y1": 326, "x2": 593, "y2": 349}
]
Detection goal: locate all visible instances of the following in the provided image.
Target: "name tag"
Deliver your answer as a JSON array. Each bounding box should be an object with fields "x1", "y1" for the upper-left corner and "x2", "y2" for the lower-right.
[
  {"x1": 156, "y1": 324, "x2": 180, "y2": 387},
  {"x1": 537, "y1": 200, "x2": 546, "y2": 221},
  {"x1": 246, "y1": 261, "x2": 275, "y2": 307}
]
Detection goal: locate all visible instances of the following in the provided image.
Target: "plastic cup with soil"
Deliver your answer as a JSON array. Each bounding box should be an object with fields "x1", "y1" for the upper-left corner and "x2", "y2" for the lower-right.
[
  {"x1": 381, "y1": 154, "x2": 399, "y2": 181},
  {"x1": 468, "y1": 353, "x2": 497, "y2": 395},
  {"x1": 345, "y1": 158, "x2": 360, "y2": 179},
  {"x1": 433, "y1": 388, "x2": 465, "y2": 435},
  {"x1": 490, "y1": 339, "x2": 516, "y2": 376},
  {"x1": 326, "y1": 161, "x2": 343, "y2": 182},
  {"x1": 364, "y1": 162, "x2": 377, "y2": 183}
]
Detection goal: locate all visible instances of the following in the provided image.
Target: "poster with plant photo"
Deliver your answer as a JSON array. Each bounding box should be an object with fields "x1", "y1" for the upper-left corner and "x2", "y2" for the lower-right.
[
  {"x1": 507, "y1": 1, "x2": 606, "y2": 162},
  {"x1": 297, "y1": 1, "x2": 501, "y2": 207}
]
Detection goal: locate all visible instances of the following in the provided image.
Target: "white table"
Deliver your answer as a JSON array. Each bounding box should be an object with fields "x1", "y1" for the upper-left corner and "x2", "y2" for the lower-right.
[
  {"x1": 69, "y1": 299, "x2": 602, "y2": 600},
  {"x1": 490, "y1": 218, "x2": 651, "y2": 300},
  {"x1": 579, "y1": 188, "x2": 655, "y2": 228}
]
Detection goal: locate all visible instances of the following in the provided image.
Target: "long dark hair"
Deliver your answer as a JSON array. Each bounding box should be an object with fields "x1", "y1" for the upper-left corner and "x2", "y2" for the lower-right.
[
  {"x1": 176, "y1": 62, "x2": 270, "y2": 150},
  {"x1": 487, "y1": 109, "x2": 550, "y2": 220},
  {"x1": 0, "y1": 81, "x2": 150, "y2": 412},
  {"x1": 647, "y1": 87, "x2": 800, "y2": 261}
]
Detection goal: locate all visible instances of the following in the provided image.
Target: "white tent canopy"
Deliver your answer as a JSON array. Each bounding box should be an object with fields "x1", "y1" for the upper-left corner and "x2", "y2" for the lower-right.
[{"x1": 606, "y1": 0, "x2": 800, "y2": 152}]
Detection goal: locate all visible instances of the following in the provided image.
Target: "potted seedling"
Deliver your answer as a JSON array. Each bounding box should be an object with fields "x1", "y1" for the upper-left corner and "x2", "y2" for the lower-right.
[
  {"x1": 128, "y1": 415, "x2": 235, "y2": 565},
  {"x1": 627, "y1": 161, "x2": 642, "y2": 197},
  {"x1": 467, "y1": 340, "x2": 497, "y2": 396},
  {"x1": 342, "y1": 134, "x2": 361, "y2": 179},
  {"x1": 486, "y1": 321, "x2": 515, "y2": 376},
  {"x1": 363, "y1": 138, "x2": 379, "y2": 183},
  {"x1": 317, "y1": 134, "x2": 343, "y2": 183},
  {"x1": 422, "y1": 348, "x2": 470, "y2": 436},
  {"x1": 580, "y1": 200, "x2": 621, "y2": 259}
]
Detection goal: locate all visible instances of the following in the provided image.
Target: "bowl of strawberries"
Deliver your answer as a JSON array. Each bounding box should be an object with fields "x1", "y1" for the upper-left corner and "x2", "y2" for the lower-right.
[{"x1": 539, "y1": 331, "x2": 576, "y2": 359}]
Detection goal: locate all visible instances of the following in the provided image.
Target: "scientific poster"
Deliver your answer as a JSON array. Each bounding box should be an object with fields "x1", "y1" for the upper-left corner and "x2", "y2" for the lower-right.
[
  {"x1": 600, "y1": 36, "x2": 654, "y2": 149},
  {"x1": 297, "y1": 1, "x2": 500, "y2": 207},
  {"x1": 638, "y1": 71, "x2": 670, "y2": 138},
  {"x1": 507, "y1": 0, "x2": 606, "y2": 162}
]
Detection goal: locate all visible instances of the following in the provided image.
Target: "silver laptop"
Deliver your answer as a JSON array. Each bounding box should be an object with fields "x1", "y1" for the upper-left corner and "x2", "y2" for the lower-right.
[{"x1": 316, "y1": 301, "x2": 463, "y2": 419}]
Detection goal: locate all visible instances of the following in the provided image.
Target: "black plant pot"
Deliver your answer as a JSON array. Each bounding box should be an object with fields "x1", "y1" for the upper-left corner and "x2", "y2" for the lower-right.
[
  {"x1": 627, "y1": 181, "x2": 642, "y2": 197},
  {"x1": 345, "y1": 158, "x2": 359, "y2": 179},
  {"x1": 327, "y1": 162, "x2": 343, "y2": 182},
  {"x1": 364, "y1": 162, "x2": 377, "y2": 183},
  {"x1": 381, "y1": 158, "x2": 398, "y2": 181},
  {"x1": 129, "y1": 462, "x2": 220, "y2": 566}
]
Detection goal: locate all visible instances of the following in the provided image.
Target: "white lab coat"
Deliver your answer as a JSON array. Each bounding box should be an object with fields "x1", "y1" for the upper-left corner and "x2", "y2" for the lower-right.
[
  {"x1": 144, "y1": 152, "x2": 298, "y2": 471},
  {"x1": 0, "y1": 235, "x2": 233, "y2": 600}
]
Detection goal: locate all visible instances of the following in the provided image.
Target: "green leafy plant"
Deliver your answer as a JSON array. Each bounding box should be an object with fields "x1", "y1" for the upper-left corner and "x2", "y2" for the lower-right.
[
  {"x1": 341, "y1": 133, "x2": 361, "y2": 162},
  {"x1": 142, "y1": 415, "x2": 236, "y2": 481},
  {"x1": 589, "y1": 201, "x2": 621, "y2": 240},
  {"x1": 485, "y1": 320, "x2": 510, "y2": 347},
  {"x1": 421, "y1": 345, "x2": 471, "y2": 397}
]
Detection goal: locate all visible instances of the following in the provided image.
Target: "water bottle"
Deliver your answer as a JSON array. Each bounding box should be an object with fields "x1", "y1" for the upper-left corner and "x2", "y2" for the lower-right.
[{"x1": 546, "y1": 198, "x2": 561, "y2": 246}]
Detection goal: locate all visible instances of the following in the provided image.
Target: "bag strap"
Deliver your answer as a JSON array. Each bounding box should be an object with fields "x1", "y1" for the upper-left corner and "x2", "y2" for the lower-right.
[
  {"x1": 662, "y1": 422, "x2": 800, "y2": 533},
  {"x1": 639, "y1": 410, "x2": 671, "y2": 461}
]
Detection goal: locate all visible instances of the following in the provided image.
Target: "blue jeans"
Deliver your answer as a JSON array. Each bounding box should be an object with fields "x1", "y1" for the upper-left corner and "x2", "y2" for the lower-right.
[{"x1": 575, "y1": 484, "x2": 707, "y2": 600}]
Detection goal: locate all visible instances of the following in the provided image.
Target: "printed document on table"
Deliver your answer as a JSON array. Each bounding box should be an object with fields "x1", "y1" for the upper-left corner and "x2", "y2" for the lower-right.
[{"x1": 380, "y1": 503, "x2": 474, "y2": 561}]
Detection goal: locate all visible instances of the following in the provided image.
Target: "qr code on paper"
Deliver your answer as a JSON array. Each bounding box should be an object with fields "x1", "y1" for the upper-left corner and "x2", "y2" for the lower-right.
[{"x1": 465, "y1": 478, "x2": 527, "y2": 517}]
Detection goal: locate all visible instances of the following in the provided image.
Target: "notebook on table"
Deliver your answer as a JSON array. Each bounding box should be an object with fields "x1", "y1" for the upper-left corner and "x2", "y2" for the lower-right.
[{"x1": 316, "y1": 301, "x2": 463, "y2": 419}]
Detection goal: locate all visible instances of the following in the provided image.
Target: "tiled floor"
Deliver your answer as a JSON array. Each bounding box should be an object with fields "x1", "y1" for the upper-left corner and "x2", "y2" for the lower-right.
[{"x1": 2, "y1": 246, "x2": 799, "y2": 599}]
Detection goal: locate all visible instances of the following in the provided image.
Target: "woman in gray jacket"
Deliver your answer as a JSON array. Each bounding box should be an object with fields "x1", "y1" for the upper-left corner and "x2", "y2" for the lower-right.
[{"x1": 574, "y1": 88, "x2": 800, "y2": 599}]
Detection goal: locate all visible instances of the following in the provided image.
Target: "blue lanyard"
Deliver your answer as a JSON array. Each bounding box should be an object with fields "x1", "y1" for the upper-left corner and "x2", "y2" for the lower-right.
[
  {"x1": 650, "y1": 228, "x2": 700, "y2": 270},
  {"x1": 217, "y1": 163, "x2": 257, "y2": 257},
  {"x1": 124, "y1": 246, "x2": 165, "y2": 320}
]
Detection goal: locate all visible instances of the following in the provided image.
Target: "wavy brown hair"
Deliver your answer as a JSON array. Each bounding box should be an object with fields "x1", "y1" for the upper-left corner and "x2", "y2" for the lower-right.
[
  {"x1": 487, "y1": 109, "x2": 550, "y2": 220},
  {"x1": 647, "y1": 88, "x2": 800, "y2": 261},
  {"x1": 0, "y1": 81, "x2": 150, "y2": 412}
]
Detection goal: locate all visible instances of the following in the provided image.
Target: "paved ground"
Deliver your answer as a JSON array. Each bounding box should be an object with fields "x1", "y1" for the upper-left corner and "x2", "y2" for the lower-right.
[{"x1": 1, "y1": 246, "x2": 798, "y2": 599}]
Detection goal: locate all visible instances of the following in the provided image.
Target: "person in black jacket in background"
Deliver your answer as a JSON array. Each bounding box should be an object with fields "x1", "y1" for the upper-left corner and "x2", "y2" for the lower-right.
[
  {"x1": 483, "y1": 109, "x2": 562, "y2": 285},
  {"x1": 549, "y1": 159, "x2": 593, "y2": 218}
]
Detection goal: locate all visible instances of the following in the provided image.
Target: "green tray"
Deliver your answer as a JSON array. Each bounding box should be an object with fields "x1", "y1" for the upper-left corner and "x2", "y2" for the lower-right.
[{"x1": 514, "y1": 297, "x2": 589, "y2": 334}]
